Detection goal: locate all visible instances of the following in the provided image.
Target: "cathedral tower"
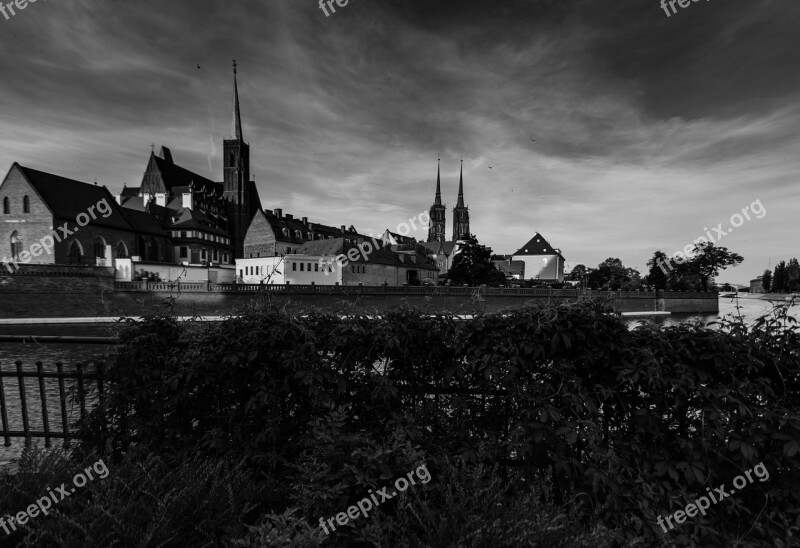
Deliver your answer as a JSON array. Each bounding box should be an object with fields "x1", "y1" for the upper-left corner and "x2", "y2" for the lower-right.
[
  {"x1": 427, "y1": 159, "x2": 446, "y2": 243},
  {"x1": 223, "y1": 60, "x2": 251, "y2": 258},
  {"x1": 452, "y1": 160, "x2": 470, "y2": 240}
]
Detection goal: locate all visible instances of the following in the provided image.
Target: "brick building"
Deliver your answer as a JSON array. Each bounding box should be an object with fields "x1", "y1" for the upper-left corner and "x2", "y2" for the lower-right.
[{"x1": 0, "y1": 163, "x2": 170, "y2": 272}]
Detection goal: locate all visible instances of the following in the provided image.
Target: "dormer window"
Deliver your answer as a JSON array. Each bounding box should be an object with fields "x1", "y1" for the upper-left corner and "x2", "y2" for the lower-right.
[
  {"x1": 282, "y1": 228, "x2": 289, "y2": 237},
  {"x1": 295, "y1": 230, "x2": 302, "y2": 239}
]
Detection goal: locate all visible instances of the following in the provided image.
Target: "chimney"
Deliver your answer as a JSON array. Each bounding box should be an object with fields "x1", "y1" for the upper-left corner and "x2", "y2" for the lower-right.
[
  {"x1": 302, "y1": 217, "x2": 308, "y2": 226},
  {"x1": 285, "y1": 214, "x2": 293, "y2": 221},
  {"x1": 274, "y1": 208, "x2": 282, "y2": 218},
  {"x1": 341, "y1": 225, "x2": 346, "y2": 233},
  {"x1": 182, "y1": 192, "x2": 193, "y2": 210},
  {"x1": 142, "y1": 193, "x2": 151, "y2": 206}
]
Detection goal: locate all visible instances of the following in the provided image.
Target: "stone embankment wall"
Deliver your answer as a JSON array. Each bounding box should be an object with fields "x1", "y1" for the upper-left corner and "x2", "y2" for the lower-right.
[{"x1": 0, "y1": 269, "x2": 719, "y2": 319}]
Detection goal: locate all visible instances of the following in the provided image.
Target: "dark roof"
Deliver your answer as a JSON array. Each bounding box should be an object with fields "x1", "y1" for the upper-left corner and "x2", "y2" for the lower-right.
[
  {"x1": 16, "y1": 164, "x2": 133, "y2": 231},
  {"x1": 143, "y1": 153, "x2": 222, "y2": 195},
  {"x1": 118, "y1": 207, "x2": 169, "y2": 237},
  {"x1": 263, "y1": 209, "x2": 363, "y2": 244},
  {"x1": 293, "y1": 238, "x2": 437, "y2": 270},
  {"x1": 420, "y1": 240, "x2": 458, "y2": 256},
  {"x1": 494, "y1": 260, "x2": 525, "y2": 276},
  {"x1": 512, "y1": 233, "x2": 564, "y2": 258}
]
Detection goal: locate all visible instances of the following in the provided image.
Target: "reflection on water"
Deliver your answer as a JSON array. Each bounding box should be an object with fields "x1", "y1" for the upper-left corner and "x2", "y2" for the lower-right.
[{"x1": 629, "y1": 296, "x2": 799, "y2": 329}]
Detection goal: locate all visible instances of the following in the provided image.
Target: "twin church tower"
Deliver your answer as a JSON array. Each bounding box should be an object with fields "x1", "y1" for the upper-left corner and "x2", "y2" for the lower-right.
[{"x1": 426, "y1": 160, "x2": 470, "y2": 243}]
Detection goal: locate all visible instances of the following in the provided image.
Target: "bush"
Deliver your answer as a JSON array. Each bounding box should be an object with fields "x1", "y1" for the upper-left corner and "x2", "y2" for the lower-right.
[
  {"x1": 75, "y1": 299, "x2": 800, "y2": 546},
  {"x1": 0, "y1": 445, "x2": 268, "y2": 547}
]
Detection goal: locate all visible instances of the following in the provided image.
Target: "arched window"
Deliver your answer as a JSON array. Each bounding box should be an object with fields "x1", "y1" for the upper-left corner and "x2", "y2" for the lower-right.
[
  {"x1": 22, "y1": 196, "x2": 30, "y2": 213},
  {"x1": 94, "y1": 237, "x2": 106, "y2": 259},
  {"x1": 10, "y1": 231, "x2": 22, "y2": 259},
  {"x1": 2, "y1": 197, "x2": 9, "y2": 214},
  {"x1": 116, "y1": 242, "x2": 128, "y2": 258},
  {"x1": 68, "y1": 241, "x2": 83, "y2": 264}
]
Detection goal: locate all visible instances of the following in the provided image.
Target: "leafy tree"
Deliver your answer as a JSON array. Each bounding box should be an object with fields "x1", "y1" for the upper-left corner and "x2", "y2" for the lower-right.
[
  {"x1": 773, "y1": 261, "x2": 787, "y2": 293},
  {"x1": 762, "y1": 269, "x2": 772, "y2": 293},
  {"x1": 681, "y1": 243, "x2": 743, "y2": 291},
  {"x1": 587, "y1": 258, "x2": 637, "y2": 290},
  {"x1": 786, "y1": 258, "x2": 800, "y2": 292},
  {"x1": 646, "y1": 251, "x2": 670, "y2": 290},
  {"x1": 447, "y1": 233, "x2": 506, "y2": 286},
  {"x1": 565, "y1": 264, "x2": 588, "y2": 282}
]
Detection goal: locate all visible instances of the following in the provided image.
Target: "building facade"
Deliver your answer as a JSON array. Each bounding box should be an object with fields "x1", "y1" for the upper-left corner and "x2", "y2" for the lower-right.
[{"x1": 511, "y1": 233, "x2": 565, "y2": 282}]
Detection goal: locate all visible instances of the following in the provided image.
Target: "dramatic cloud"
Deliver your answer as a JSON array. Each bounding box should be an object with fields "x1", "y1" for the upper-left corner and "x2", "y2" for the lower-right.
[{"x1": 0, "y1": 0, "x2": 797, "y2": 283}]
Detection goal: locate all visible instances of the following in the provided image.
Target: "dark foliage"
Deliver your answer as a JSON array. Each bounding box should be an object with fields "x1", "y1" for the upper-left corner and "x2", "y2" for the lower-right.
[{"x1": 76, "y1": 300, "x2": 800, "y2": 547}]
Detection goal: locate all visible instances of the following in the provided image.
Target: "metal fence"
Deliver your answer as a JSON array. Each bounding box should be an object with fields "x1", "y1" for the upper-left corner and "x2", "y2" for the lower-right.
[{"x1": 0, "y1": 336, "x2": 116, "y2": 449}]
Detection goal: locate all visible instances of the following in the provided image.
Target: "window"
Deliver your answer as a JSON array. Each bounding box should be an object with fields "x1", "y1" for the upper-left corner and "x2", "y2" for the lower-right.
[
  {"x1": 181, "y1": 231, "x2": 187, "y2": 238},
  {"x1": 179, "y1": 247, "x2": 188, "y2": 258},
  {"x1": 295, "y1": 230, "x2": 302, "y2": 239},
  {"x1": 2, "y1": 197, "x2": 8, "y2": 214},
  {"x1": 286, "y1": 247, "x2": 291, "y2": 254},
  {"x1": 315, "y1": 264, "x2": 319, "y2": 272},
  {"x1": 213, "y1": 249, "x2": 218, "y2": 261},
  {"x1": 10, "y1": 231, "x2": 22, "y2": 259},
  {"x1": 282, "y1": 228, "x2": 289, "y2": 237},
  {"x1": 23, "y1": 196, "x2": 30, "y2": 213},
  {"x1": 292, "y1": 262, "x2": 297, "y2": 271},
  {"x1": 300, "y1": 263, "x2": 304, "y2": 271},
  {"x1": 223, "y1": 253, "x2": 229, "y2": 263},
  {"x1": 239, "y1": 269, "x2": 243, "y2": 278},
  {"x1": 68, "y1": 240, "x2": 83, "y2": 264},
  {"x1": 201, "y1": 249, "x2": 206, "y2": 259},
  {"x1": 93, "y1": 237, "x2": 106, "y2": 259},
  {"x1": 117, "y1": 242, "x2": 128, "y2": 258}
]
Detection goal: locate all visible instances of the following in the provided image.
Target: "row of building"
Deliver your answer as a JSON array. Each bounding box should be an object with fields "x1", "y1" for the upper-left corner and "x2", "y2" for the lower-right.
[{"x1": 0, "y1": 65, "x2": 565, "y2": 286}]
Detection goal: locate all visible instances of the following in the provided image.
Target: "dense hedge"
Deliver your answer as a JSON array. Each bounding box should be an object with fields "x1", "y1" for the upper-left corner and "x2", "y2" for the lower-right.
[{"x1": 80, "y1": 299, "x2": 800, "y2": 546}]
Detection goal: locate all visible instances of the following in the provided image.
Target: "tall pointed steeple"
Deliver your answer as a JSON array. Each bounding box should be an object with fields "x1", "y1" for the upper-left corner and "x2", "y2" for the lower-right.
[
  {"x1": 434, "y1": 159, "x2": 442, "y2": 206},
  {"x1": 452, "y1": 158, "x2": 470, "y2": 240},
  {"x1": 455, "y1": 159, "x2": 465, "y2": 208},
  {"x1": 224, "y1": 59, "x2": 251, "y2": 260},
  {"x1": 232, "y1": 60, "x2": 244, "y2": 141},
  {"x1": 427, "y1": 158, "x2": 447, "y2": 243}
]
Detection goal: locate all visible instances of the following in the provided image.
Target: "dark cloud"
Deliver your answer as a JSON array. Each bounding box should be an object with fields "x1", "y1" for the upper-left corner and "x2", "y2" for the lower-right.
[{"x1": 0, "y1": 0, "x2": 797, "y2": 284}]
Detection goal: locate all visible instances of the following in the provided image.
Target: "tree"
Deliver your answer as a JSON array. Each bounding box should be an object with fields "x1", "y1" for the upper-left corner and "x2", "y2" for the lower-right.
[
  {"x1": 646, "y1": 251, "x2": 670, "y2": 290},
  {"x1": 587, "y1": 258, "x2": 632, "y2": 290},
  {"x1": 786, "y1": 258, "x2": 800, "y2": 292},
  {"x1": 773, "y1": 261, "x2": 786, "y2": 293},
  {"x1": 446, "y1": 234, "x2": 506, "y2": 287},
  {"x1": 762, "y1": 269, "x2": 772, "y2": 293},
  {"x1": 565, "y1": 264, "x2": 589, "y2": 288},
  {"x1": 681, "y1": 243, "x2": 743, "y2": 291}
]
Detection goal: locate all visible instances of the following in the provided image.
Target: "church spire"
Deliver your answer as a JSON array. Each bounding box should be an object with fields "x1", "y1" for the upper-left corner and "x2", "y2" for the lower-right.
[
  {"x1": 434, "y1": 158, "x2": 442, "y2": 206},
  {"x1": 232, "y1": 60, "x2": 243, "y2": 141},
  {"x1": 455, "y1": 159, "x2": 465, "y2": 208}
]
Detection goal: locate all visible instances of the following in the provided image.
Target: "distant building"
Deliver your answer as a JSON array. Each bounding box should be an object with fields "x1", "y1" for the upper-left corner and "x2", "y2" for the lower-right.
[
  {"x1": 422, "y1": 159, "x2": 469, "y2": 275},
  {"x1": 511, "y1": 233, "x2": 565, "y2": 282},
  {"x1": 236, "y1": 237, "x2": 438, "y2": 286},
  {"x1": 749, "y1": 276, "x2": 764, "y2": 293},
  {"x1": 492, "y1": 255, "x2": 526, "y2": 280}
]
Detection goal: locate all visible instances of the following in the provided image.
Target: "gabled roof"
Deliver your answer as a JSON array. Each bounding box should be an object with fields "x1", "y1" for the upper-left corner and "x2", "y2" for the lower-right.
[
  {"x1": 15, "y1": 164, "x2": 132, "y2": 231},
  {"x1": 118, "y1": 207, "x2": 169, "y2": 237},
  {"x1": 262, "y1": 209, "x2": 365, "y2": 244},
  {"x1": 141, "y1": 152, "x2": 222, "y2": 196},
  {"x1": 512, "y1": 232, "x2": 564, "y2": 259}
]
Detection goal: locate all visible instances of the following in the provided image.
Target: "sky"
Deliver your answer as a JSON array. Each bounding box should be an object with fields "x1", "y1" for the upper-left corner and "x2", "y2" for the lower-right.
[{"x1": 0, "y1": 0, "x2": 797, "y2": 284}]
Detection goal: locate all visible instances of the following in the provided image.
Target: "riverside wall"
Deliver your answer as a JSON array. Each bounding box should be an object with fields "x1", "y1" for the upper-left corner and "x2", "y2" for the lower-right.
[{"x1": 0, "y1": 267, "x2": 719, "y2": 319}]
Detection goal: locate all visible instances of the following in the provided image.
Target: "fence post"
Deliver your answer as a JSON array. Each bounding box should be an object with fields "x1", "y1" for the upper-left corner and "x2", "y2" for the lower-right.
[
  {"x1": 0, "y1": 362, "x2": 10, "y2": 447},
  {"x1": 36, "y1": 361, "x2": 52, "y2": 448},
  {"x1": 16, "y1": 361, "x2": 30, "y2": 446}
]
